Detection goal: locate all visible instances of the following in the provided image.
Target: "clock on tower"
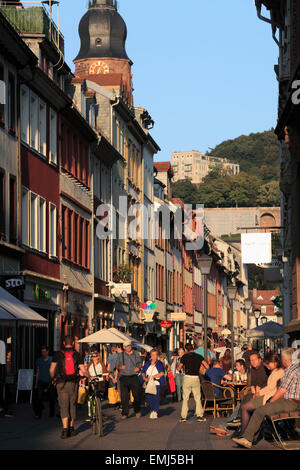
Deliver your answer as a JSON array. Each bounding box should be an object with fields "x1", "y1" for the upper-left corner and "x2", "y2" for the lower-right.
[{"x1": 89, "y1": 61, "x2": 110, "y2": 75}]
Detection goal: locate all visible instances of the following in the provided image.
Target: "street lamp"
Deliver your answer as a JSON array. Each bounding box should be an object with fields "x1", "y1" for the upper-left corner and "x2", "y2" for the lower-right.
[
  {"x1": 254, "y1": 309, "x2": 261, "y2": 327},
  {"x1": 227, "y1": 284, "x2": 237, "y2": 365},
  {"x1": 198, "y1": 255, "x2": 213, "y2": 361},
  {"x1": 244, "y1": 298, "x2": 252, "y2": 339}
]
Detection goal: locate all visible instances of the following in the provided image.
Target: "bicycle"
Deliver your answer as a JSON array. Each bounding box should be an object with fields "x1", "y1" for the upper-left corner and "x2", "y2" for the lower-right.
[{"x1": 87, "y1": 374, "x2": 108, "y2": 437}]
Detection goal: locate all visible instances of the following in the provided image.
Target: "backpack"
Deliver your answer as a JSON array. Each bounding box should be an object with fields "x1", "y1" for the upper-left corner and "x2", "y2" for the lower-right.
[{"x1": 56, "y1": 349, "x2": 79, "y2": 382}]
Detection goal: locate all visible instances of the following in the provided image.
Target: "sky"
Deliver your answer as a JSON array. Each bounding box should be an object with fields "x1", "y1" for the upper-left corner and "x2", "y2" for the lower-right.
[{"x1": 56, "y1": 0, "x2": 278, "y2": 162}]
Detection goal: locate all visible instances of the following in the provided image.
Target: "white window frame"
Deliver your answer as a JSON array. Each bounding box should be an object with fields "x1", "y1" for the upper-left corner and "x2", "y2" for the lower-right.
[
  {"x1": 21, "y1": 85, "x2": 30, "y2": 144},
  {"x1": 21, "y1": 186, "x2": 29, "y2": 246},
  {"x1": 39, "y1": 99, "x2": 47, "y2": 156},
  {"x1": 30, "y1": 191, "x2": 38, "y2": 250},
  {"x1": 49, "y1": 203, "x2": 57, "y2": 258},
  {"x1": 30, "y1": 91, "x2": 39, "y2": 150},
  {"x1": 39, "y1": 196, "x2": 46, "y2": 253},
  {"x1": 49, "y1": 108, "x2": 57, "y2": 165}
]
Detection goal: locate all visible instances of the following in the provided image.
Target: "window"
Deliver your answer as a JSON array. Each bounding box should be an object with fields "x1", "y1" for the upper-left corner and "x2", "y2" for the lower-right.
[
  {"x1": 30, "y1": 92, "x2": 39, "y2": 150},
  {"x1": 30, "y1": 192, "x2": 38, "y2": 250},
  {"x1": 7, "y1": 73, "x2": 15, "y2": 133},
  {"x1": 21, "y1": 86, "x2": 30, "y2": 143},
  {"x1": 0, "y1": 169, "x2": 5, "y2": 235},
  {"x1": 39, "y1": 100, "x2": 47, "y2": 155},
  {"x1": 49, "y1": 108, "x2": 57, "y2": 165},
  {"x1": 61, "y1": 205, "x2": 90, "y2": 269},
  {"x1": 39, "y1": 197, "x2": 46, "y2": 252},
  {"x1": 9, "y1": 175, "x2": 16, "y2": 243},
  {"x1": 22, "y1": 187, "x2": 47, "y2": 252},
  {"x1": 0, "y1": 64, "x2": 4, "y2": 125},
  {"x1": 21, "y1": 187, "x2": 29, "y2": 245},
  {"x1": 49, "y1": 203, "x2": 57, "y2": 257}
]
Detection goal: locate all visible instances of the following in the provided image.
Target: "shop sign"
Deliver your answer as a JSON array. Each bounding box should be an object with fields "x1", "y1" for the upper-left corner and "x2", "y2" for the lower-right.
[
  {"x1": 141, "y1": 301, "x2": 156, "y2": 310},
  {"x1": 241, "y1": 233, "x2": 272, "y2": 264},
  {"x1": 169, "y1": 312, "x2": 186, "y2": 321},
  {"x1": 107, "y1": 282, "x2": 131, "y2": 298},
  {"x1": 3, "y1": 276, "x2": 24, "y2": 290},
  {"x1": 35, "y1": 284, "x2": 51, "y2": 301},
  {"x1": 160, "y1": 320, "x2": 173, "y2": 329}
]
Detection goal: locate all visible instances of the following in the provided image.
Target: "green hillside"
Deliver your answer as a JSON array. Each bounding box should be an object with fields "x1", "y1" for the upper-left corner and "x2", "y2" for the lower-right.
[{"x1": 171, "y1": 130, "x2": 280, "y2": 208}]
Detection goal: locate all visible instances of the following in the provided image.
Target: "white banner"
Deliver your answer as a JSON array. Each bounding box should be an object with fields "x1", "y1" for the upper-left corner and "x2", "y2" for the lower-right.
[{"x1": 241, "y1": 233, "x2": 272, "y2": 264}]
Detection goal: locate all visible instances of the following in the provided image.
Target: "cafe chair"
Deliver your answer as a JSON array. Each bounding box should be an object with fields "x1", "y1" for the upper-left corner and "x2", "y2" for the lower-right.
[{"x1": 201, "y1": 380, "x2": 235, "y2": 418}]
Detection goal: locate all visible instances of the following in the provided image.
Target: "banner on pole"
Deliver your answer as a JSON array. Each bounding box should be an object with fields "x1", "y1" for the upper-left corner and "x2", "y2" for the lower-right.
[{"x1": 241, "y1": 233, "x2": 272, "y2": 264}]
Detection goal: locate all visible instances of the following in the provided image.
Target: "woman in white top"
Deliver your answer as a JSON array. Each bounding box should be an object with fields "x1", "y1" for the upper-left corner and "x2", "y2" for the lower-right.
[
  {"x1": 88, "y1": 351, "x2": 108, "y2": 397},
  {"x1": 141, "y1": 349, "x2": 166, "y2": 419}
]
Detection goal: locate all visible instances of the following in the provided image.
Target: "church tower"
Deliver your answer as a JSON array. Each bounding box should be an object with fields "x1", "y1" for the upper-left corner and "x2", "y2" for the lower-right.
[{"x1": 74, "y1": 0, "x2": 133, "y2": 102}]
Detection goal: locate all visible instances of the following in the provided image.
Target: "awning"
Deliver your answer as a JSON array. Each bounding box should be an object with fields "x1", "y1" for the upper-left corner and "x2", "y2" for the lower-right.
[
  {"x1": 247, "y1": 321, "x2": 284, "y2": 339},
  {"x1": 0, "y1": 287, "x2": 48, "y2": 327}
]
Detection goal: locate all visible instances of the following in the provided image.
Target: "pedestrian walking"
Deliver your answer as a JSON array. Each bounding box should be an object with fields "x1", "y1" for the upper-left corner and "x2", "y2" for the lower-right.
[
  {"x1": 33, "y1": 345, "x2": 56, "y2": 419},
  {"x1": 174, "y1": 348, "x2": 185, "y2": 401},
  {"x1": 49, "y1": 336, "x2": 89, "y2": 439},
  {"x1": 141, "y1": 349, "x2": 166, "y2": 419},
  {"x1": 177, "y1": 344, "x2": 209, "y2": 423},
  {"x1": 116, "y1": 340, "x2": 143, "y2": 419}
]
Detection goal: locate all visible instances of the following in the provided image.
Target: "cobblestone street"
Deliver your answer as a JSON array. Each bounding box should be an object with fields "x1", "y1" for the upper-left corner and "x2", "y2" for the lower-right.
[{"x1": 0, "y1": 399, "x2": 277, "y2": 451}]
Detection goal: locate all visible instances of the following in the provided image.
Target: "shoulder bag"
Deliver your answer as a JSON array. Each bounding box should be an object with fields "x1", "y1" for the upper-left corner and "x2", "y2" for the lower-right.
[{"x1": 145, "y1": 362, "x2": 158, "y2": 395}]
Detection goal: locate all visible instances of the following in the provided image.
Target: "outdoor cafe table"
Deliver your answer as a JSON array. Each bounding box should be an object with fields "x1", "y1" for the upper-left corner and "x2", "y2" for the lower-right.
[{"x1": 224, "y1": 381, "x2": 248, "y2": 404}]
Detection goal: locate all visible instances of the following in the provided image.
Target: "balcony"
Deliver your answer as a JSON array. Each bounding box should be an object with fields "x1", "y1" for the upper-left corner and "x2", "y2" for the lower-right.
[{"x1": 0, "y1": 6, "x2": 64, "y2": 55}]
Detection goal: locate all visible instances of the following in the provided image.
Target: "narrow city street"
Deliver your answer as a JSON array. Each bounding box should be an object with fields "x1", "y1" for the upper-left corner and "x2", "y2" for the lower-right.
[{"x1": 0, "y1": 400, "x2": 276, "y2": 451}]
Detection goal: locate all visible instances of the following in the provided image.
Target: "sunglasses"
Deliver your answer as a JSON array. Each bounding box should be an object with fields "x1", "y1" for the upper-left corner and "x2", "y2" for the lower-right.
[{"x1": 92, "y1": 355, "x2": 99, "y2": 358}]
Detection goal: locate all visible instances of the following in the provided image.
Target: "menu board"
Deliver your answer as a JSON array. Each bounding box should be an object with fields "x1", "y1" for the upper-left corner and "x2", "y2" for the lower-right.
[
  {"x1": 17, "y1": 369, "x2": 34, "y2": 391},
  {"x1": 0, "y1": 341, "x2": 5, "y2": 365}
]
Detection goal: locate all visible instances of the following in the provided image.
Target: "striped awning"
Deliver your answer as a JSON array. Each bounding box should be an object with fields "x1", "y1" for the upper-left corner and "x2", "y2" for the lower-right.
[{"x1": 0, "y1": 287, "x2": 47, "y2": 327}]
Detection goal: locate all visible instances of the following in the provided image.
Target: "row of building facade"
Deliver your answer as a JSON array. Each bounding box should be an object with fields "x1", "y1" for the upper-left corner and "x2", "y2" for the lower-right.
[
  {"x1": 0, "y1": 0, "x2": 250, "y2": 375},
  {"x1": 255, "y1": 0, "x2": 300, "y2": 345}
]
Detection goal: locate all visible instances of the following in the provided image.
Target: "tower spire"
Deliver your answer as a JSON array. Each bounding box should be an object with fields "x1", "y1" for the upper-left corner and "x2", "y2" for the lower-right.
[{"x1": 90, "y1": 0, "x2": 116, "y2": 8}]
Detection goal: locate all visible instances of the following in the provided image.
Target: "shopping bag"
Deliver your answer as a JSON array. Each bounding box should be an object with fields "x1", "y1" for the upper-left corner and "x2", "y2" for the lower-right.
[
  {"x1": 108, "y1": 387, "x2": 121, "y2": 405},
  {"x1": 145, "y1": 380, "x2": 157, "y2": 395},
  {"x1": 167, "y1": 371, "x2": 176, "y2": 393},
  {"x1": 77, "y1": 385, "x2": 87, "y2": 405}
]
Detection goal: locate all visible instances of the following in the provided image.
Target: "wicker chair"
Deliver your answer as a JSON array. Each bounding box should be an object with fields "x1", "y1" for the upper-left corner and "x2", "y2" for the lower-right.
[{"x1": 201, "y1": 380, "x2": 235, "y2": 418}]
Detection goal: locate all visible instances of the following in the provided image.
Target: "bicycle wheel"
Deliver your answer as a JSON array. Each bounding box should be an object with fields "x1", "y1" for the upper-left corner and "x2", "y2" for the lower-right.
[{"x1": 94, "y1": 396, "x2": 103, "y2": 437}]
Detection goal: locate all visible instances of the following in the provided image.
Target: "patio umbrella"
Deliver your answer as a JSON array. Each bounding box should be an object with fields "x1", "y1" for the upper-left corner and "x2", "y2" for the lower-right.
[
  {"x1": 221, "y1": 328, "x2": 232, "y2": 336},
  {"x1": 247, "y1": 321, "x2": 284, "y2": 339},
  {"x1": 108, "y1": 328, "x2": 152, "y2": 352},
  {"x1": 78, "y1": 328, "x2": 124, "y2": 344},
  {"x1": 78, "y1": 327, "x2": 153, "y2": 352}
]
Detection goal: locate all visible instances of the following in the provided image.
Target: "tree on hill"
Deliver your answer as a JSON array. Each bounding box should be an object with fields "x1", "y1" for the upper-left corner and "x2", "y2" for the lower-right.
[
  {"x1": 206, "y1": 130, "x2": 280, "y2": 179},
  {"x1": 171, "y1": 130, "x2": 281, "y2": 208}
]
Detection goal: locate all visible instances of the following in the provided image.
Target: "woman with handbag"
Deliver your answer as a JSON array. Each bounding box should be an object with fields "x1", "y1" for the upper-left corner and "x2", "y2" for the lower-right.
[{"x1": 141, "y1": 349, "x2": 166, "y2": 419}]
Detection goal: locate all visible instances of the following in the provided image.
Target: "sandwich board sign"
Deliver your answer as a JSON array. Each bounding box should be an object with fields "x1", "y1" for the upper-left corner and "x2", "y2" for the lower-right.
[{"x1": 16, "y1": 369, "x2": 34, "y2": 405}]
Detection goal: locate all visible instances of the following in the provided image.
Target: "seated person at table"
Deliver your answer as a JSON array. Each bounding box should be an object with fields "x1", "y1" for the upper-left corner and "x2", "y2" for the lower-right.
[
  {"x1": 240, "y1": 352, "x2": 268, "y2": 402},
  {"x1": 233, "y1": 348, "x2": 300, "y2": 449},
  {"x1": 234, "y1": 359, "x2": 248, "y2": 382},
  {"x1": 238, "y1": 352, "x2": 284, "y2": 436},
  {"x1": 205, "y1": 360, "x2": 232, "y2": 396}
]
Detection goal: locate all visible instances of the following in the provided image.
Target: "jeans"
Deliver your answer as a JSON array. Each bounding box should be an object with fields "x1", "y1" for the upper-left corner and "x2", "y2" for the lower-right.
[
  {"x1": 33, "y1": 381, "x2": 56, "y2": 417},
  {"x1": 146, "y1": 386, "x2": 161, "y2": 413},
  {"x1": 243, "y1": 399, "x2": 300, "y2": 443},
  {"x1": 119, "y1": 375, "x2": 141, "y2": 416},
  {"x1": 175, "y1": 374, "x2": 184, "y2": 401},
  {"x1": 181, "y1": 375, "x2": 204, "y2": 419}
]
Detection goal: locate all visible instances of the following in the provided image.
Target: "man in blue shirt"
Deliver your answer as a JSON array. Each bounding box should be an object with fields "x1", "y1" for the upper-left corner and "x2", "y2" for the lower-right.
[
  {"x1": 194, "y1": 340, "x2": 211, "y2": 364},
  {"x1": 34, "y1": 346, "x2": 56, "y2": 419},
  {"x1": 205, "y1": 360, "x2": 232, "y2": 396}
]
